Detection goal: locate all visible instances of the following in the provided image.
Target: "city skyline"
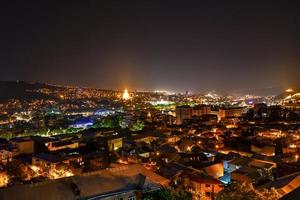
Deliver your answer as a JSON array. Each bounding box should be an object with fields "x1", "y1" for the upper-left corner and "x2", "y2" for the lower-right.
[{"x1": 2, "y1": 2, "x2": 300, "y2": 199}]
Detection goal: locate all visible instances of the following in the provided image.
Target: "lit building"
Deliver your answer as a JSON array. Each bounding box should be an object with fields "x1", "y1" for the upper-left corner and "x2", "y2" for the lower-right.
[
  {"x1": 32, "y1": 153, "x2": 71, "y2": 179},
  {"x1": 278, "y1": 89, "x2": 300, "y2": 114},
  {"x1": 45, "y1": 139, "x2": 79, "y2": 152},
  {"x1": 133, "y1": 135, "x2": 160, "y2": 144},
  {"x1": 229, "y1": 157, "x2": 276, "y2": 184},
  {"x1": 0, "y1": 150, "x2": 13, "y2": 164},
  {"x1": 122, "y1": 89, "x2": 131, "y2": 100},
  {"x1": 188, "y1": 174, "x2": 224, "y2": 200},
  {"x1": 219, "y1": 107, "x2": 243, "y2": 119},
  {"x1": 203, "y1": 162, "x2": 224, "y2": 179},
  {"x1": 192, "y1": 105, "x2": 211, "y2": 116},
  {"x1": 107, "y1": 136, "x2": 123, "y2": 151},
  {"x1": 10, "y1": 137, "x2": 34, "y2": 155},
  {"x1": 175, "y1": 105, "x2": 193, "y2": 125}
]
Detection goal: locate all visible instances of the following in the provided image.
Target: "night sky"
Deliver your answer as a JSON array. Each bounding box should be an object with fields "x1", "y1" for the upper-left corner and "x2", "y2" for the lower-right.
[{"x1": 6, "y1": 1, "x2": 300, "y2": 93}]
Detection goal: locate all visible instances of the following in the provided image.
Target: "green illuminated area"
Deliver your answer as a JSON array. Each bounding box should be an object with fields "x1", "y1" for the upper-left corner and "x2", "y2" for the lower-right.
[
  {"x1": 129, "y1": 120, "x2": 145, "y2": 131},
  {"x1": 93, "y1": 116, "x2": 124, "y2": 129},
  {"x1": 0, "y1": 127, "x2": 84, "y2": 139},
  {"x1": 1, "y1": 113, "x2": 149, "y2": 140},
  {"x1": 151, "y1": 102, "x2": 197, "y2": 111},
  {"x1": 45, "y1": 108, "x2": 61, "y2": 116},
  {"x1": 152, "y1": 103, "x2": 176, "y2": 111}
]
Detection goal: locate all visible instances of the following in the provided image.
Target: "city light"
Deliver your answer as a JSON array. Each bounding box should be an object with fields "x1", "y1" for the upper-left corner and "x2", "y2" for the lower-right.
[
  {"x1": 2, "y1": 1, "x2": 300, "y2": 199},
  {"x1": 122, "y1": 89, "x2": 131, "y2": 100},
  {"x1": 149, "y1": 100, "x2": 173, "y2": 105},
  {"x1": 0, "y1": 173, "x2": 9, "y2": 188}
]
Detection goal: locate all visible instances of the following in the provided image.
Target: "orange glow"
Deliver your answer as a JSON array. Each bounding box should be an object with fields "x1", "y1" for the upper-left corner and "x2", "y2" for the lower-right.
[
  {"x1": 49, "y1": 168, "x2": 74, "y2": 180},
  {"x1": 0, "y1": 173, "x2": 9, "y2": 188},
  {"x1": 122, "y1": 89, "x2": 131, "y2": 100},
  {"x1": 118, "y1": 159, "x2": 129, "y2": 164}
]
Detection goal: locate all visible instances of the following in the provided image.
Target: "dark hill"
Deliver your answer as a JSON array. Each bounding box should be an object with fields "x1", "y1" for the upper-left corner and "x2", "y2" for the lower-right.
[{"x1": 0, "y1": 81, "x2": 60, "y2": 102}]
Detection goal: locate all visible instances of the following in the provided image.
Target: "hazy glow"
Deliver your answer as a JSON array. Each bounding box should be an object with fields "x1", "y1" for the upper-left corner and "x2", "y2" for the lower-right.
[
  {"x1": 0, "y1": 173, "x2": 9, "y2": 188},
  {"x1": 149, "y1": 100, "x2": 173, "y2": 105},
  {"x1": 122, "y1": 89, "x2": 131, "y2": 100}
]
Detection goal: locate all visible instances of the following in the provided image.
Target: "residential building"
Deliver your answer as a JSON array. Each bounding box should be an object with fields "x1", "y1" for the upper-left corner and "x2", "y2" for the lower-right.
[
  {"x1": 10, "y1": 137, "x2": 34, "y2": 155},
  {"x1": 176, "y1": 105, "x2": 193, "y2": 125}
]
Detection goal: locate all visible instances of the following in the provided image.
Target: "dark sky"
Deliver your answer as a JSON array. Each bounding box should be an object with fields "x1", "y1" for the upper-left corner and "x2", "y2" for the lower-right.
[{"x1": 5, "y1": 1, "x2": 300, "y2": 93}]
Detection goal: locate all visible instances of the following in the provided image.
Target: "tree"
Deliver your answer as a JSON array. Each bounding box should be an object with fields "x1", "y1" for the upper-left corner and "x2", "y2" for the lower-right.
[
  {"x1": 93, "y1": 115, "x2": 124, "y2": 129},
  {"x1": 143, "y1": 188, "x2": 192, "y2": 200},
  {"x1": 130, "y1": 120, "x2": 145, "y2": 131},
  {"x1": 219, "y1": 182, "x2": 280, "y2": 200}
]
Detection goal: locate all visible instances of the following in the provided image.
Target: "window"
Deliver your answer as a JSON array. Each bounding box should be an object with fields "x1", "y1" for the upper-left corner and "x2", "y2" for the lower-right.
[
  {"x1": 128, "y1": 196, "x2": 136, "y2": 200},
  {"x1": 205, "y1": 192, "x2": 211, "y2": 197}
]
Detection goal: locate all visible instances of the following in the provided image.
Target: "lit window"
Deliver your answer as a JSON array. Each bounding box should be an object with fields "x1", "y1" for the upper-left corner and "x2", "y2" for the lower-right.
[{"x1": 128, "y1": 196, "x2": 136, "y2": 200}]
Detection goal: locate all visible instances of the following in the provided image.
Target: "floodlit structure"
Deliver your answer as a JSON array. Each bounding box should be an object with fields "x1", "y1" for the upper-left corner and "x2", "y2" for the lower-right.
[{"x1": 122, "y1": 89, "x2": 131, "y2": 100}]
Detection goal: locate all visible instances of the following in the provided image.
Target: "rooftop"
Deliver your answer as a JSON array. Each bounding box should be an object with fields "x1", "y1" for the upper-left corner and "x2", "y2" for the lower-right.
[
  {"x1": 0, "y1": 164, "x2": 169, "y2": 200},
  {"x1": 34, "y1": 153, "x2": 64, "y2": 163}
]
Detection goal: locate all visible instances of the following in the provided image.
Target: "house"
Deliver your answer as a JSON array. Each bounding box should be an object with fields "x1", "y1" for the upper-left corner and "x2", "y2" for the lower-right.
[
  {"x1": 157, "y1": 162, "x2": 224, "y2": 200},
  {"x1": 0, "y1": 164, "x2": 169, "y2": 200},
  {"x1": 188, "y1": 174, "x2": 224, "y2": 200},
  {"x1": 10, "y1": 137, "x2": 34, "y2": 155},
  {"x1": 251, "y1": 145, "x2": 275, "y2": 157},
  {"x1": 130, "y1": 129, "x2": 164, "y2": 145},
  {"x1": 45, "y1": 139, "x2": 79, "y2": 152},
  {"x1": 106, "y1": 136, "x2": 123, "y2": 151},
  {"x1": 219, "y1": 108, "x2": 244, "y2": 119},
  {"x1": 133, "y1": 135, "x2": 160, "y2": 144},
  {"x1": 0, "y1": 150, "x2": 13, "y2": 164},
  {"x1": 32, "y1": 153, "x2": 71, "y2": 178},
  {"x1": 229, "y1": 157, "x2": 276, "y2": 184},
  {"x1": 203, "y1": 162, "x2": 224, "y2": 179}
]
